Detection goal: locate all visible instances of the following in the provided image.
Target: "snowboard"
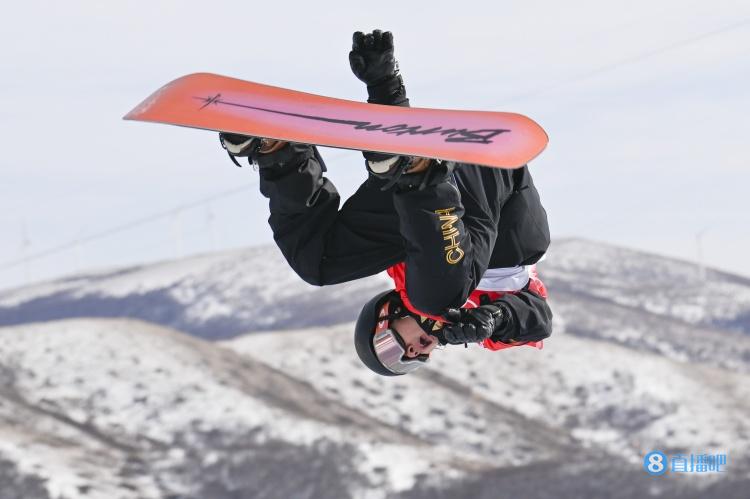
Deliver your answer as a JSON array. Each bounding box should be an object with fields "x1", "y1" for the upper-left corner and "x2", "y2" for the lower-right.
[{"x1": 124, "y1": 73, "x2": 548, "y2": 169}]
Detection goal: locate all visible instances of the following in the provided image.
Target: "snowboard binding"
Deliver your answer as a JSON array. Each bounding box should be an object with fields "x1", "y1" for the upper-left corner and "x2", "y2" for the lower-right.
[
  {"x1": 367, "y1": 154, "x2": 454, "y2": 192},
  {"x1": 219, "y1": 133, "x2": 265, "y2": 169},
  {"x1": 366, "y1": 155, "x2": 415, "y2": 190}
]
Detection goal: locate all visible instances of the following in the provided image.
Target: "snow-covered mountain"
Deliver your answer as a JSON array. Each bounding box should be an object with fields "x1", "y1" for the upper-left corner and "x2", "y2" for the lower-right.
[
  {"x1": 540, "y1": 238, "x2": 750, "y2": 334},
  {"x1": 227, "y1": 322, "x2": 750, "y2": 499},
  {"x1": 538, "y1": 239, "x2": 750, "y2": 374},
  {"x1": 2, "y1": 238, "x2": 749, "y2": 342},
  {"x1": 0, "y1": 246, "x2": 391, "y2": 339},
  {"x1": 1, "y1": 318, "x2": 747, "y2": 499},
  {"x1": 1, "y1": 238, "x2": 750, "y2": 498}
]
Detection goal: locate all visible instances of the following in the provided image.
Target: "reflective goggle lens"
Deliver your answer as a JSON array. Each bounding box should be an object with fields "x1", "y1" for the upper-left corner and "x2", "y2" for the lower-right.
[{"x1": 372, "y1": 329, "x2": 427, "y2": 375}]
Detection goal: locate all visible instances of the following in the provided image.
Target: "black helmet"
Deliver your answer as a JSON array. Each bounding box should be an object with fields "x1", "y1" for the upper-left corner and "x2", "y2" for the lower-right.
[{"x1": 354, "y1": 290, "x2": 429, "y2": 376}]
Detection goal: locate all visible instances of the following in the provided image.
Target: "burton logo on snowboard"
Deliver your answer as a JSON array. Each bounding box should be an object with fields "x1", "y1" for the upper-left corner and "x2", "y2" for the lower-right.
[{"x1": 125, "y1": 73, "x2": 548, "y2": 169}]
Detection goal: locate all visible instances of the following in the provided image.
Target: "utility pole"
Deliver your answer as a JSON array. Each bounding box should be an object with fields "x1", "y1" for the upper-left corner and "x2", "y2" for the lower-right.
[
  {"x1": 695, "y1": 227, "x2": 710, "y2": 320},
  {"x1": 20, "y1": 220, "x2": 31, "y2": 285},
  {"x1": 205, "y1": 204, "x2": 216, "y2": 252},
  {"x1": 170, "y1": 209, "x2": 184, "y2": 259}
]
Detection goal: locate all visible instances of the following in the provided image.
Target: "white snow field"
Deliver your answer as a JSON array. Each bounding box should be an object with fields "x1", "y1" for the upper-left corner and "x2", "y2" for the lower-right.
[{"x1": 0, "y1": 239, "x2": 749, "y2": 498}]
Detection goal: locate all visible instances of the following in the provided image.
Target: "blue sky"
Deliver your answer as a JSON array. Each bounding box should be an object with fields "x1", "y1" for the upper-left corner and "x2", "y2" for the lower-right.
[{"x1": 1, "y1": 0, "x2": 748, "y2": 289}]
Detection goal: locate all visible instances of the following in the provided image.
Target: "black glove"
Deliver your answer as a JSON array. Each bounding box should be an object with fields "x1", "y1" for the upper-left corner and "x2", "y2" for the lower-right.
[
  {"x1": 349, "y1": 30, "x2": 410, "y2": 168},
  {"x1": 441, "y1": 304, "x2": 511, "y2": 345},
  {"x1": 349, "y1": 30, "x2": 409, "y2": 107},
  {"x1": 349, "y1": 30, "x2": 397, "y2": 86}
]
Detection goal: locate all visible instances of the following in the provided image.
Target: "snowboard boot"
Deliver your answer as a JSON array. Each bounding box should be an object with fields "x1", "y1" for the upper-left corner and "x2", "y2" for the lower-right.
[
  {"x1": 256, "y1": 142, "x2": 332, "y2": 209},
  {"x1": 367, "y1": 154, "x2": 456, "y2": 192},
  {"x1": 219, "y1": 133, "x2": 287, "y2": 168}
]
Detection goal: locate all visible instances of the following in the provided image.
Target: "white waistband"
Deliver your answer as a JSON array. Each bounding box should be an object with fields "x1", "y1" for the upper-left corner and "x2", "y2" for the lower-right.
[{"x1": 476, "y1": 266, "x2": 530, "y2": 292}]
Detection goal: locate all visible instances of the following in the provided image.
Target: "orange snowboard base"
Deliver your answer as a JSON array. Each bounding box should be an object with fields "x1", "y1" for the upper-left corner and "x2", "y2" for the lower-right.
[{"x1": 124, "y1": 73, "x2": 548, "y2": 169}]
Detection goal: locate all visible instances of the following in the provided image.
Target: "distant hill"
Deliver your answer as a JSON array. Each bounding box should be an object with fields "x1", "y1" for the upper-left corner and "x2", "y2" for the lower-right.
[
  {"x1": 0, "y1": 246, "x2": 391, "y2": 339},
  {"x1": 1, "y1": 238, "x2": 749, "y2": 346},
  {"x1": 540, "y1": 238, "x2": 750, "y2": 334}
]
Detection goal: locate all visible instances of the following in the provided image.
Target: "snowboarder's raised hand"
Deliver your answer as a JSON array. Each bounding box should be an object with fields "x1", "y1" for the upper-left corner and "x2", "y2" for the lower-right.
[
  {"x1": 349, "y1": 30, "x2": 411, "y2": 175},
  {"x1": 349, "y1": 30, "x2": 409, "y2": 107},
  {"x1": 349, "y1": 30, "x2": 397, "y2": 86},
  {"x1": 441, "y1": 304, "x2": 512, "y2": 345}
]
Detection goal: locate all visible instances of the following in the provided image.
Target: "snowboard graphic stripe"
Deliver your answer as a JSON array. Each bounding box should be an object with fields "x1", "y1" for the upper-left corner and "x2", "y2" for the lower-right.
[{"x1": 124, "y1": 73, "x2": 548, "y2": 169}]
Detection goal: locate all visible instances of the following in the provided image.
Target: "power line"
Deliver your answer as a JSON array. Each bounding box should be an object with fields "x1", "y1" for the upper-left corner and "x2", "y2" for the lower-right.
[
  {"x1": 0, "y1": 148, "x2": 356, "y2": 273},
  {"x1": 3, "y1": 19, "x2": 747, "y2": 275},
  {"x1": 500, "y1": 18, "x2": 750, "y2": 104},
  {"x1": 0, "y1": 182, "x2": 256, "y2": 272}
]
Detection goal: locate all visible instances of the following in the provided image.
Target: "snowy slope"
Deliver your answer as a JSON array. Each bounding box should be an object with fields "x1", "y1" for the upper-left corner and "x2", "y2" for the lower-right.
[
  {"x1": 0, "y1": 319, "x2": 472, "y2": 499},
  {"x1": 549, "y1": 289, "x2": 750, "y2": 373},
  {"x1": 4, "y1": 318, "x2": 745, "y2": 499},
  {"x1": 226, "y1": 324, "x2": 750, "y2": 486},
  {"x1": 540, "y1": 238, "x2": 750, "y2": 333},
  {"x1": 0, "y1": 246, "x2": 391, "y2": 339}
]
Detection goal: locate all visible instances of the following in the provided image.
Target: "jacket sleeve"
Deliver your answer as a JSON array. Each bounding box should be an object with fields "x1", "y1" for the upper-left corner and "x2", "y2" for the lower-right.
[
  {"x1": 392, "y1": 165, "x2": 502, "y2": 316},
  {"x1": 258, "y1": 143, "x2": 404, "y2": 285},
  {"x1": 490, "y1": 284, "x2": 553, "y2": 344}
]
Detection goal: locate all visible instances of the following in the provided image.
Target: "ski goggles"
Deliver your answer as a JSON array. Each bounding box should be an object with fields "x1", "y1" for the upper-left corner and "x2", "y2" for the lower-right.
[
  {"x1": 372, "y1": 329, "x2": 427, "y2": 375},
  {"x1": 373, "y1": 302, "x2": 429, "y2": 375}
]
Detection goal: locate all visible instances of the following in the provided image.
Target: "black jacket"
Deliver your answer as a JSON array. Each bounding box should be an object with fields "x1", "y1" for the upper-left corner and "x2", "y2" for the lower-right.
[{"x1": 256, "y1": 143, "x2": 550, "y2": 328}]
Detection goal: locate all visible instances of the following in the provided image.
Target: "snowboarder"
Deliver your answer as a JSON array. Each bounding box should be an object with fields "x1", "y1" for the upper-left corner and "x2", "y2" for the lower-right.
[{"x1": 219, "y1": 30, "x2": 553, "y2": 376}]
